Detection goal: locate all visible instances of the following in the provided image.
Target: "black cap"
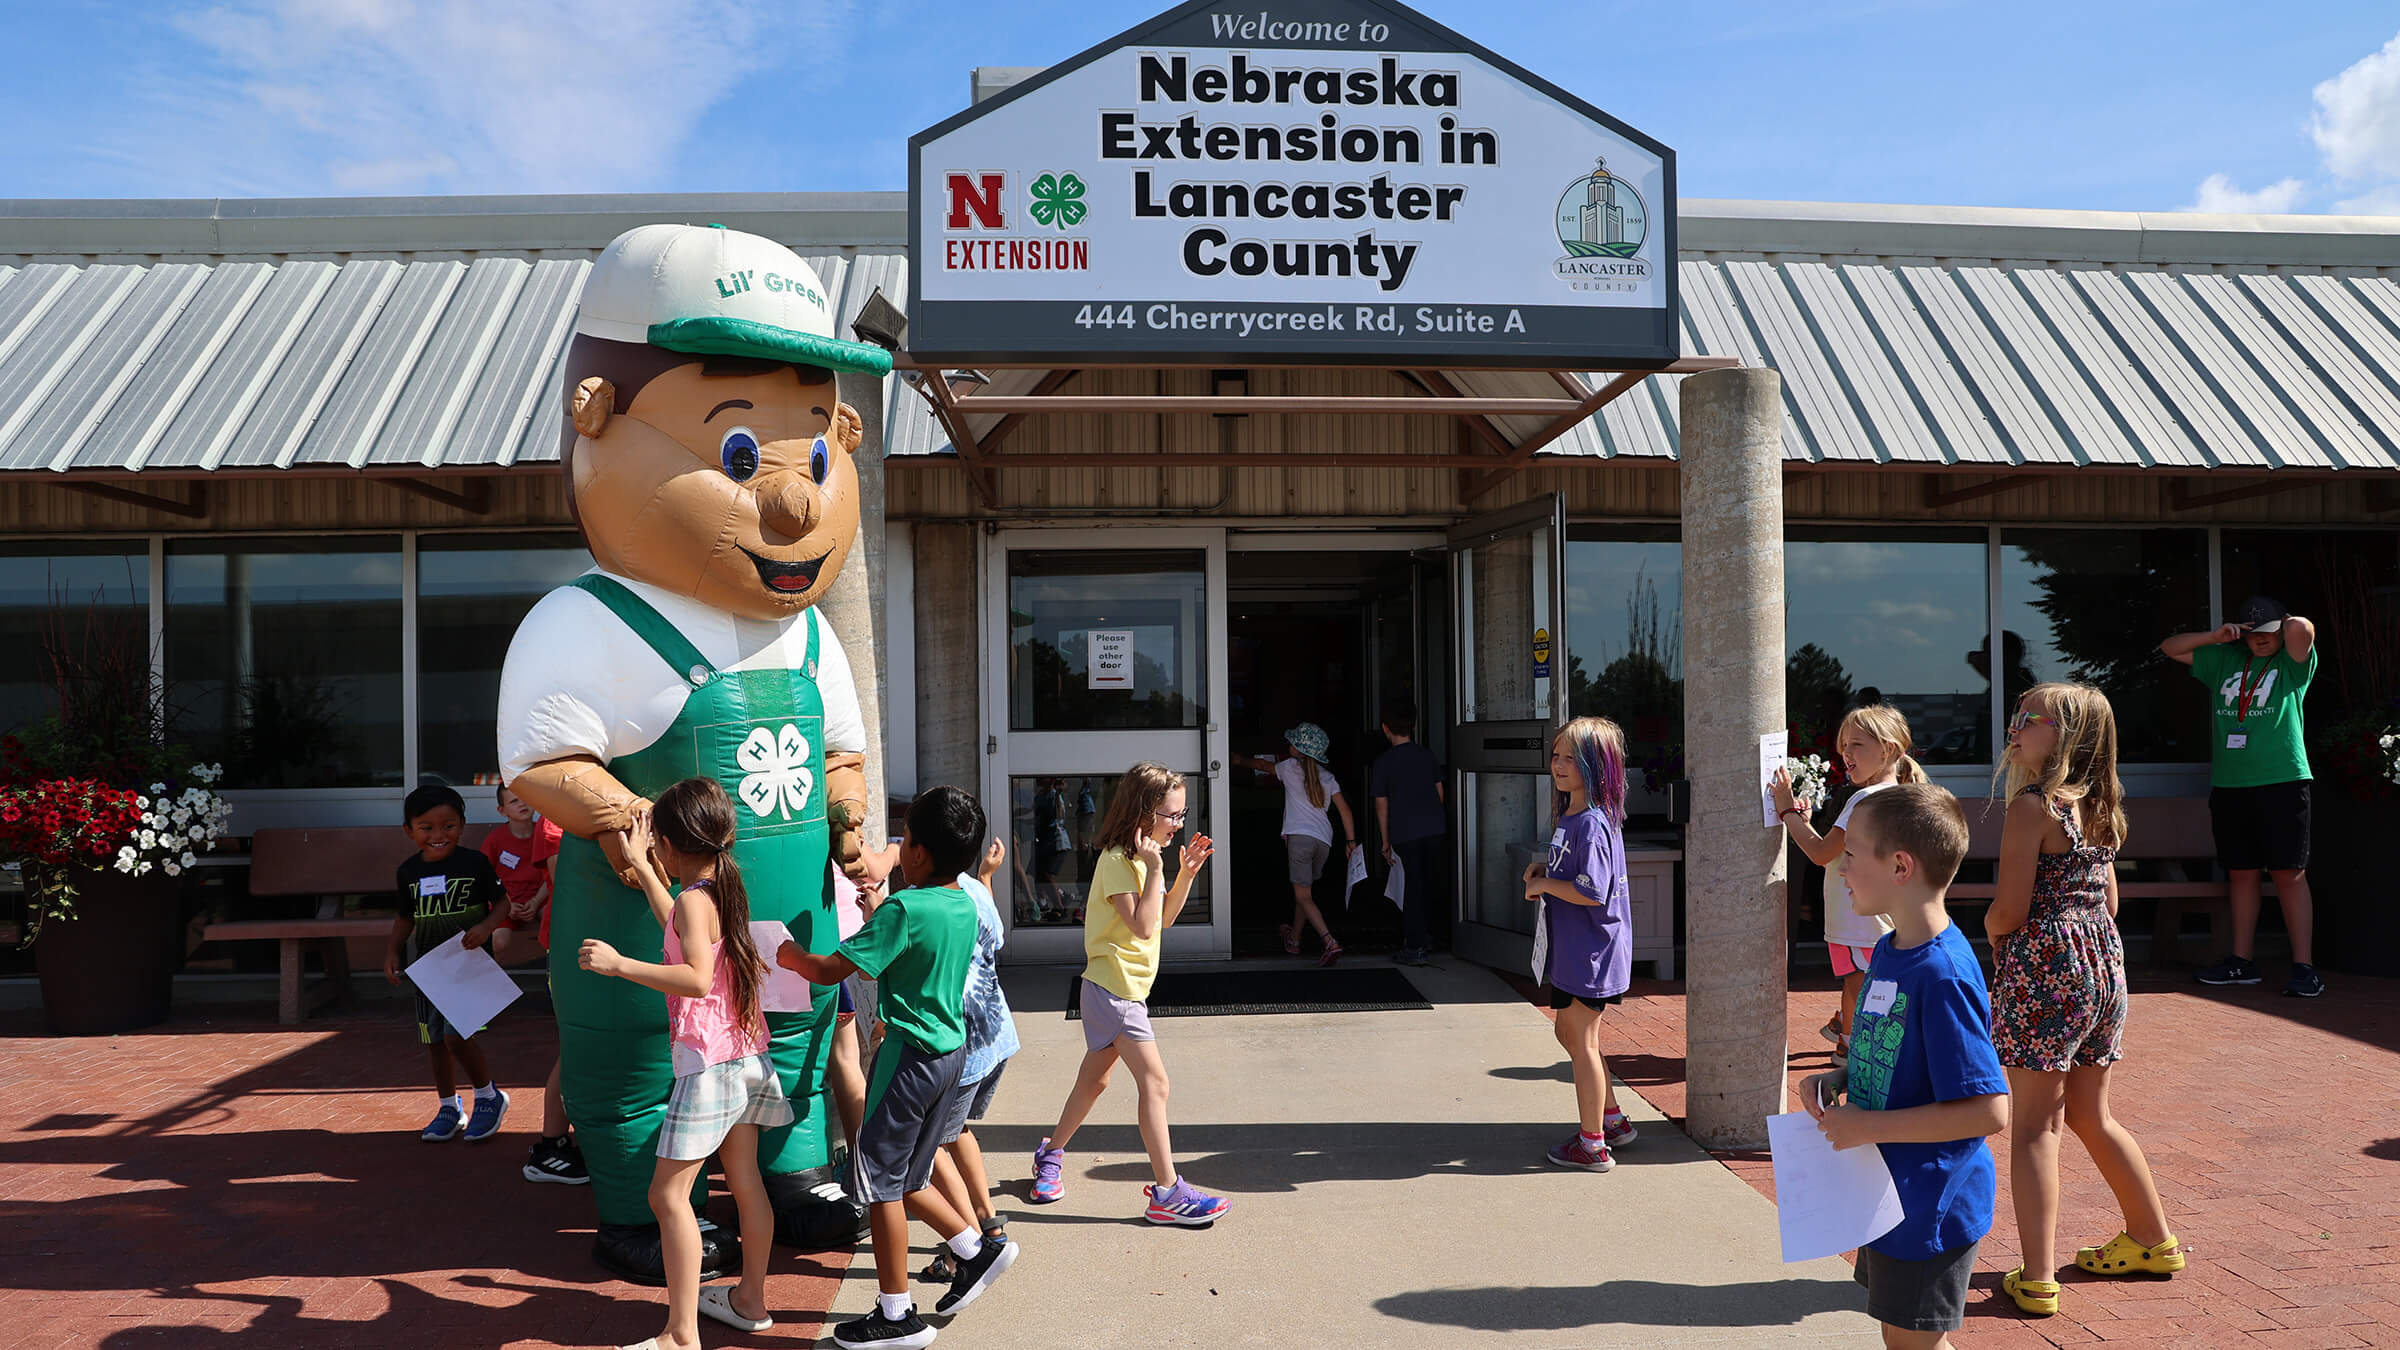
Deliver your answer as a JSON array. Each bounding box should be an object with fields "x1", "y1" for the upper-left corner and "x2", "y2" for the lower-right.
[{"x1": 2233, "y1": 595, "x2": 2287, "y2": 633}]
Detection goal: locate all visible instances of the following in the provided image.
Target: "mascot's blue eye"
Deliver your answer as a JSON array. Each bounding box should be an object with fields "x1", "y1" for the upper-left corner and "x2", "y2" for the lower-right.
[
  {"x1": 720, "y1": 427, "x2": 760, "y2": 482},
  {"x1": 810, "y1": 436, "x2": 830, "y2": 485}
]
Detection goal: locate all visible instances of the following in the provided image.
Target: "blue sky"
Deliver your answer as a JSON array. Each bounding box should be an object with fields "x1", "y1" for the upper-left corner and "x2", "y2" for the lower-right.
[{"x1": 6, "y1": 1, "x2": 2400, "y2": 213}]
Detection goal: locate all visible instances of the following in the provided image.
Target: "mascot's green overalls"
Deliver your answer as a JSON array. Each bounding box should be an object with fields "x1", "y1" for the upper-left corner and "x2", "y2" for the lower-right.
[{"x1": 549, "y1": 577, "x2": 842, "y2": 1233}]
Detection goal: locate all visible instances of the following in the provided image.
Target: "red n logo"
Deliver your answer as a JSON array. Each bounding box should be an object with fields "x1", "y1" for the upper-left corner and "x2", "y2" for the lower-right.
[{"x1": 945, "y1": 173, "x2": 1006, "y2": 230}]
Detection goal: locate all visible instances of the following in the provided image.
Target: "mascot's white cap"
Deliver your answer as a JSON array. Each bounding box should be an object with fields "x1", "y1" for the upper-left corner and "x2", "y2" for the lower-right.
[{"x1": 574, "y1": 223, "x2": 893, "y2": 376}]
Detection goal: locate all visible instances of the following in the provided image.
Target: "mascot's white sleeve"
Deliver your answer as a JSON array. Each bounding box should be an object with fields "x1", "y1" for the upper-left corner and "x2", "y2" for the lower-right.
[
  {"x1": 497, "y1": 583, "x2": 687, "y2": 782},
  {"x1": 813, "y1": 608, "x2": 867, "y2": 756}
]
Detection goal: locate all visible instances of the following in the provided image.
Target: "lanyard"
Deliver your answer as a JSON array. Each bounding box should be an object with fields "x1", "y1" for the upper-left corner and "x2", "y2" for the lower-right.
[{"x1": 2235, "y1": 655, "x2": 2266, "y2": 723}]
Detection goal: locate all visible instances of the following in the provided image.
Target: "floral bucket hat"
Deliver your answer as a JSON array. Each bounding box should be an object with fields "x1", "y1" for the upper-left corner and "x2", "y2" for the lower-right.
[{"x1": 1284, "y1": 722, "x2": 1332, "y2": 764}]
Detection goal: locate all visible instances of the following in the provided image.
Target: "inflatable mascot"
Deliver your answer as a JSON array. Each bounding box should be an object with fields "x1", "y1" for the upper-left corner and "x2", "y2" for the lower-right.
[{"x1": 498, "y1": 223, "x2": 891, "y2": 1281}]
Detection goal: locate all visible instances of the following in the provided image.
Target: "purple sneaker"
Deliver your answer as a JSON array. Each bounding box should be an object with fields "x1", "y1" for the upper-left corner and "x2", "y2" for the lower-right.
[
  {"x1": 1030, "y1": 1139, "x2": 1065, "y2": 1204},
  {"x1": 1547, "y1": 1132, "x2": 1615, "y2": 1172},
  {"x1": 1603, "y1": 1112, "x2": 1639, "y2": 1149},
  {"x1": 1144, "y1": 1176, "x2": 1230, "y2": 1226}
]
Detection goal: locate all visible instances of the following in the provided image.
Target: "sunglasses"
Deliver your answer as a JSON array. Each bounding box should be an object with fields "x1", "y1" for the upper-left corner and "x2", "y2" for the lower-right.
[{"x1": 2007, "y1": 710, "x2": 2059, "y2": 735}]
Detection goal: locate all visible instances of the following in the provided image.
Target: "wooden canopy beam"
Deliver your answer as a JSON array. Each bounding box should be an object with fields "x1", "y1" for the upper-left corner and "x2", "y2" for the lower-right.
[
  {"x1": 912, "y1": 370, "x2": 998, "y2": 506},
  {"x1": 1924, "y1": 473, "x2": 2041, "y2": 508},
  {"x1": 387, "y1": 477, "x2": 491, "y2": 514},
  {"x1": 954, "y1": 394, "x2": 1589, "y2": 416},
  {"x1": 976, "y1": 368, "x2": 1078, "y2": 457},
  {"x1": 62, "y1": 480, "x2": 208, "y2": 520},
  {"x1": 2167, "y1": 477, "x2": 2319, "y2": 511}
]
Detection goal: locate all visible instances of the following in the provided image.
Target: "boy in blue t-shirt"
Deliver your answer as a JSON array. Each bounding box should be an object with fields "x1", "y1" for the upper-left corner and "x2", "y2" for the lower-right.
[{"x1": 1801, "y1": 784, "x2": 2008, "y2": 1348}]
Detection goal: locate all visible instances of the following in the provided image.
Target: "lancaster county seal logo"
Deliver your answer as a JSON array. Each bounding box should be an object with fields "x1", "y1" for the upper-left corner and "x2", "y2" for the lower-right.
[{"x1": 1553, "y1": 156, "x2": 1652, "y2": 293}]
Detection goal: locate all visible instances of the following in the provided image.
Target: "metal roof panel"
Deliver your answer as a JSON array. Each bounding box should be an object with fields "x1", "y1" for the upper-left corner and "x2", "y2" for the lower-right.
[
  {"x1": 71, "y1": 262, "x2": 276, "y2": 473},
  {"x1": 25, "y1": 264, "x2": 210, "y2": 472},
  {"x1": 290, "y1": 260, "x2": 465, "y2": 466},
  {"x1": 141, "y1": 261, "x2": 341, "y2": 470},
  {"x1": 443, "y1": 257, "x2": 585, "y2": 467}
]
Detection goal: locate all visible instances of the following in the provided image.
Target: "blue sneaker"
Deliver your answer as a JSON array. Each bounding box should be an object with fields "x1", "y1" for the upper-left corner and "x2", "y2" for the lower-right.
[
  {"x1": 463, "y1": 1088, "x2": 511, "y2": 1142},
  {"x1": 421, "y1": 1100, "x2": 465, "y2": 1142},
  {"x1": 1144, "y1": 1176, "x2": 1229, "y2": 1226}
]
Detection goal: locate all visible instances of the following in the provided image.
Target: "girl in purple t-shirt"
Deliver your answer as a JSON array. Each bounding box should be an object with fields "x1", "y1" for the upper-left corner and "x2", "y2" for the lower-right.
[{"x1": 1523, "y1": 715, "x2": 1638, "y2": 1172}]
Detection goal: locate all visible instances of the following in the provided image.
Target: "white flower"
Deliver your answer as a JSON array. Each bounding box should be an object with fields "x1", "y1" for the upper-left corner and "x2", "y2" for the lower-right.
[
  {"x1": 134, "y1": 795, "x2": 150, "y2": 809},
  {"x1": 162, "y1": 862, "x2": 181, "y2": 877},
  {"x1": 117, "y1": 845, "x2": 137, "y2": 864},
  {"x1": 149, "y1": 782, "x2": 166, "y2": 794},
  {"x1": 114, "y1": 856, "x2": 136, "y2": 874},
  {"x1": 188, "y1": 825, "x2": 204, "y2": 841},
  {"x1": 180, "y1": 851, "x2": 196, "y2": 867},
  {"x1": 139, "y1": 829, "x2": 156, "y2": 849},
  {"x1": 135, "y1": 860, "x2": 152, "y2": 875},
  {"x1": 172, "y1": 808, "x2": 190, "y2": 827}
]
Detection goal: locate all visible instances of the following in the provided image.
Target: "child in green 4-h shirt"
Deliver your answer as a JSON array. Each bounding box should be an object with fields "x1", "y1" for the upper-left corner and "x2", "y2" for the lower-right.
[{"x1": 2161, "y1": 595, "x2": 2323, "y2": 998}]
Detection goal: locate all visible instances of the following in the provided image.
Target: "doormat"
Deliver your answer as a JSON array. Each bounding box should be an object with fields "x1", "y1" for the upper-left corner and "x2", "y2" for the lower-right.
[{"x1": 1065, "y1": 967, "x2": 1431, "y2": 1019}]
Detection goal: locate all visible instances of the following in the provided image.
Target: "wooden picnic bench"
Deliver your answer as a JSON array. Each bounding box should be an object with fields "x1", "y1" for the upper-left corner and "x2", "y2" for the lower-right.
[
  {"x1": 1946, "y1": 796, "x2": 2236, "y2": 966},
  {"x1": 202, "y1": 824, "x2": 494, "y2": 1025}
]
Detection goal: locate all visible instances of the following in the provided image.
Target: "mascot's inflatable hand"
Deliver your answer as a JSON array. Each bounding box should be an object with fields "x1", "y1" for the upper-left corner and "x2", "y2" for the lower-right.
[{"x1": 825, "y1": 751, "x2": 868, "y2": 871}]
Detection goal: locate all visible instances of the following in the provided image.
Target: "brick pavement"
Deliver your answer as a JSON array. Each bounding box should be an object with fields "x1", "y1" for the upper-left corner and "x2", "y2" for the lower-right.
[
  {"x1": 1586, "y1": 967, "x2": 2400, "y2": 1349},
  {"x1": 0, "y1": 997, "x2": 849, "y2": 1350}
]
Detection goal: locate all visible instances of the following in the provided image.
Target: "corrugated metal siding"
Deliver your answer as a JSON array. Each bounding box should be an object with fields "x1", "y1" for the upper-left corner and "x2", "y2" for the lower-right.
[{"x1": 0, "y1": 246, "x2": 907, "y2": 474}]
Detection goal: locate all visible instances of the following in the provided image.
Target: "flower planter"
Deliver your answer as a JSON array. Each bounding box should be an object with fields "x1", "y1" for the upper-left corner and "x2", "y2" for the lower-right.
[{"x1": 35, "y1": 866, "x2": 186, "y2": 1036}]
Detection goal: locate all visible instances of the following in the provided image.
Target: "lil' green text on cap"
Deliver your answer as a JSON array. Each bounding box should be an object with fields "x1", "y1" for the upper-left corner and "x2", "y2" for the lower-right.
[{"x1": 575, "y1": 223, "x2": 894, "y2": 376}]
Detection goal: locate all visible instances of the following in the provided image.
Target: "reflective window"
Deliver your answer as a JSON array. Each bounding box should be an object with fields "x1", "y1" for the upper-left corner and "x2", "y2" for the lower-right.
[
  {"x1": 0, "y1": 543, "x2": 149, "y2": 740},
  {"x1": 418, "y1": 534, "x2": 591, "y2": 788},
  {"x1": 166, "y1": 538, "x2": 403, "y2": 789},
  {"x1": 1459, "y1": 527, "x2": 1555, "y2": 723},
  {"x1": 1458, "y1": 770, "x2": 1548, "y2": 936},
  {"x1": 1568, "y1": 530, "x2": 1681, "y2": 804},
  {"x1": 1008, "y1": 551, "x2": 1207, "y2": 732},
  {"x1": 1003, "y1": 773, "x2": 1210, "y2": 928},
  {"x1": 2003, "y1": 529, "x2": 2210, "y2": 763},
  {"x1": 1785, "y1": 530, "x2": 1990, "y2": 765},
  {"x1": 2221, "y1": 528, "x2": 2400, "y2": 756}
]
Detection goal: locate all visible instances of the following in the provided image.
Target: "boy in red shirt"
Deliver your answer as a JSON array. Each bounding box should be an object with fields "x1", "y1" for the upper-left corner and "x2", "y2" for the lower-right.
[{"x1": 484, "y1": 786, "x2": 584, "y2": 1186}]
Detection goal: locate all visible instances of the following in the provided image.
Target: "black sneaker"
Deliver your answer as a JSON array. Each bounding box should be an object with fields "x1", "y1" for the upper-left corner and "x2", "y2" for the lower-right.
[
  {"x1": 2195, "y1": 954, "x2": 2263, "y2": 986},
  {"x1": 832, "y1": 1305, "x2": 935, "y2": 1350},
  {"x1": 2283, "y1": 963, "x2": 2326, "y2": 998},
  {"x1": 935, "y1": 1234, "x2": 1019, "y2": 1315},
  {"x1": 522, "y1": 1134, "x2": 589, "y2": 1185}
]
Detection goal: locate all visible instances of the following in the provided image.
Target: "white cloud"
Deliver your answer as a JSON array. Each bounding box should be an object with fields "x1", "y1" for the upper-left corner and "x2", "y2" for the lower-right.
[
  {"x1": 2334, "y1": 185, "x2": 2400, "y2": 215},
  {"x1": 110, "y1": 0, "x2": 847, "y2": 196},
  {"x1": 2183, "y1": 173, "x2": 2306, "y2": 214},
  {"x1": 2312, "y1": 30, "x2": 2400, "y2": 183}
]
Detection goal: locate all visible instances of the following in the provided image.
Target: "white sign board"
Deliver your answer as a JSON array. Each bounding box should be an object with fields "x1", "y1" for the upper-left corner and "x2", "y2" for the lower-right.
[
  {"x1": 1088, "y1": 629, "x2": 1135, "y2": 689},
  {"x1": 909, "y1": 0, "x2": 1676, "y2": 367}
]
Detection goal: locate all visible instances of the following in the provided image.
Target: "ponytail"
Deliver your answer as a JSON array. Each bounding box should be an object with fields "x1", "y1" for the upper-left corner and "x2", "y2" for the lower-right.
[
  {"x1": 652, "y1": 777, "x2": 766, "y2": 1035},
  {"x1": 1895, "y1": 753, "x2": 1924, "y2": 785},
  {"x1": 1301, "y1": 758, "x2": 1325, "y2": 809}
]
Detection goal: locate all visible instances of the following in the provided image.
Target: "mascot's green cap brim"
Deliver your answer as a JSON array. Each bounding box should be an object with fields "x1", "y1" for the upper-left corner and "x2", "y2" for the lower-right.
[{"x1": 648, "y1": 317, "x2": 895, "y2": 377}]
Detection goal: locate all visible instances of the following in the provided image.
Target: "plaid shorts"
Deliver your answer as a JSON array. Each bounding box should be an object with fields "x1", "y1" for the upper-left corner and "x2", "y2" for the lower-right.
[{"x1": 656, "y1": 1052, "x2": 795, "y2": 1161}]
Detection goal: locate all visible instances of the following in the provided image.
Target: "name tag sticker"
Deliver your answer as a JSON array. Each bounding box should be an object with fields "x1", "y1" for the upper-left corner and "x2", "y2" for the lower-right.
[
  {"x1": 417, "y1": 875, "x2": 448, "y2": 898},
  {"x1": 1549, "y1": 828, "x2": 1567, "y2": 848},
  {"x1": 1861, "y1": 979, "x2": 1898, "y2": 1016},
  {"x1": 2226, "y1": 733, "x2": 2248, "y2": 750},
  {"x1": 498, "y1": 851, "x2": 521, "y2": 869}
]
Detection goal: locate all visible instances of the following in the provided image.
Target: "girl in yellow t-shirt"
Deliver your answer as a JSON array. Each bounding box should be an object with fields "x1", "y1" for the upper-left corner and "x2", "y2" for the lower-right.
[{"x1": 1026, "y1": 762, "x2": 1229, "y2": 1225}]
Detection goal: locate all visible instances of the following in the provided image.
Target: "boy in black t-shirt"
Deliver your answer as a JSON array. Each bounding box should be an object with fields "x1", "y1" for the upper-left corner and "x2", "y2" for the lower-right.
[{"x1": 385, "y1": 785, "x2": 511, "y2": 1143}]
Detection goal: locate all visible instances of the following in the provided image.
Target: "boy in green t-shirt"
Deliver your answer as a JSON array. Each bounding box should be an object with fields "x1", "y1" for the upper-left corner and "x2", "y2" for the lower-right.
[
  {"x1": 776, "y1": 786, "x2": 1015, "y2": 1349},
  {"x1": 2161, "y1": 595, "x2": 2323, "y2": 998}
]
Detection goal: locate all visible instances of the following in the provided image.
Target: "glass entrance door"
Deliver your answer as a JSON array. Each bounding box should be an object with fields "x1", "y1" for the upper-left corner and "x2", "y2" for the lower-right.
[
  {"x1": 982, "y1": 529, "x2": 1230, "y2": 962},
  {"x1": 1446, "y1": 495, "x2": 1570, "y2": 974}
]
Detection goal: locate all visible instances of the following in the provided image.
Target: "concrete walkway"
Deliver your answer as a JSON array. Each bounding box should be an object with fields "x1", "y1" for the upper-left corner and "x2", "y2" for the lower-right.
[{"x1": 821, "y1": 958, "x2": 1874, "y2": 1347}]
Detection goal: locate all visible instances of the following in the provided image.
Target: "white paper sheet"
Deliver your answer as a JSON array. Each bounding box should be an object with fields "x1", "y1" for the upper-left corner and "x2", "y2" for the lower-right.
[
  {"x1": 1343, "y1": 846, "x2": 1368, "y2": 895},
  {"x1": 750, "y1": 920, "x2": 814, "y2": 1014},
  {"x1": 1383, "y1": 856, "x2": 1406, "y2": 908},
  {"x1": 1765, "y1": 1110, "x2": 1906, "y2": 1263},
  {"x1": 404, "y1": 933, "x2": 522, "y2": 1037},
  {"x1": 1759, "y1": 730, "x2": 1791, "y2": 828}
]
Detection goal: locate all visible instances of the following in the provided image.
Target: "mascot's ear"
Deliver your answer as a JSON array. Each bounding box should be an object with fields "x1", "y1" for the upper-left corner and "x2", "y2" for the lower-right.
[
  {"x1": 572, "y1": 376, "x2": 616, "y2": 439},
  {"x1": 831, "y1": 401, "x2": 865, "y2": 457}
]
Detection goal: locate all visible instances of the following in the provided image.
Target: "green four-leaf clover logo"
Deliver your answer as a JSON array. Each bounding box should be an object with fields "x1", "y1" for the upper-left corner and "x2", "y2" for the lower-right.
[{"x1": 1028, "y1": 172, "x2": 1086, "y2": 230}]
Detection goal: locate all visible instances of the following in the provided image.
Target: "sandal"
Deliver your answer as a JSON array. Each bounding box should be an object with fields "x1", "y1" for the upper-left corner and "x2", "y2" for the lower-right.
[
  {"x1": 1279, "y1": 924, "x2": 1300, "y2": 956},
  {"x1": 1319, "y1": 937, "x2": 1343, "y2": 967},
  {"x1": 2077, "y1": 1231, "x2": 2185, "y2": 1277},
  {"x1": 2002, "y1": 1266, "x2": 2059, "y2": 1317},
  {"x1": 920, "y1": 1248, "x2": 958, "y2": 1283},
  {"x1": 697, "y1": 1284, "x2": 772, "y2": 1332}
]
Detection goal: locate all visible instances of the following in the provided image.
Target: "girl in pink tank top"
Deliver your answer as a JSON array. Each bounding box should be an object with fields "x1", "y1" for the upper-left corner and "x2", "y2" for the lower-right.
[{"x1": 578, "y1": 778, "x2": 792, "y2": 1349}]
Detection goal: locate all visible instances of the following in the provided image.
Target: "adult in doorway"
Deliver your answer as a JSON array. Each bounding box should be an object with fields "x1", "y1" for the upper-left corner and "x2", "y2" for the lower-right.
[
  {"x1": 1371, "y1": 704, "x2": 1447, "y2": 967},
  {"x1": 1233, "y1": 722, "x2": 1359, "y2": 966},
  {"x1": 2160, "y1": 596, "x2": 2323, "y2": 998}
]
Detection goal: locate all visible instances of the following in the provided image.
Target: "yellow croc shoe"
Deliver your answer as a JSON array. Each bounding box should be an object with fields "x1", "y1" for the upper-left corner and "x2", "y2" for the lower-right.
[
  {"x1": 2076, "y1": 1231, "x2": 2186, "y2": 1276},
  {"x1": 2003, "y1": 1266, "x2": 2060, "y2": 1317}
]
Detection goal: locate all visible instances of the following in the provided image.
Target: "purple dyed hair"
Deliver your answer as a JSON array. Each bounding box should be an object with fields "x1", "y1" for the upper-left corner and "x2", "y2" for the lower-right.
[{"x1": 1553, "y1": 716, "x2": 1628, "y2": 823}]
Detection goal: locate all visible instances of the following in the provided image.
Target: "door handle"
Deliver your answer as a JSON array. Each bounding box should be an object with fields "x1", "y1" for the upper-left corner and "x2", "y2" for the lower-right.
[{"x1": 1208, "y1": 759, "x2": 1221, "y2": 779}]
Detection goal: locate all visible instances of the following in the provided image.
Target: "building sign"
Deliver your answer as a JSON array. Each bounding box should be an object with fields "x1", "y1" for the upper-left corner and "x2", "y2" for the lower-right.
[
  {"x1": 1088, "y1": 629, "x2": 1135, "y2": 689},
  {"x1": 1532, "y1": 626, "x2": 1552, "y2": 679},
  {"x1": 908, "y1": 0, "x2": 1676, "y2": 368}
]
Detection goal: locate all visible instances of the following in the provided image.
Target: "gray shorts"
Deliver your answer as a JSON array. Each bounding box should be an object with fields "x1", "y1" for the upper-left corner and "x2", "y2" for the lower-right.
[
  {"x1": 1855, "y1": 1239, "x2": 1979, "y2": 1333},
  {"x1": 1284, "y1": 833, "x2": 1330, "y2": 884},
  {"x1": 1079, "y1": 978, "x2": 1155, "y2": 1053},
  {"x1": 936, "y1": 1060, "x2": 1009, "y2": 1144},
  {"x1": 857, "y1": 1039, "x2": 967, "y2": 1203}
]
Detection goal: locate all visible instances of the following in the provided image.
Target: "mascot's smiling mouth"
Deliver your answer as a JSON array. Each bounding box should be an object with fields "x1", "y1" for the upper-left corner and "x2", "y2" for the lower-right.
[{"x1": 741, "y1": 548, "x2": 828, "y2": 594}]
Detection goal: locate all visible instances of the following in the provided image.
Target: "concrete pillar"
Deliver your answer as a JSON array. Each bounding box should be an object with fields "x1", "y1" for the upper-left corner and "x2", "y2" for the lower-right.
[
  {"x1": 1678, "y1": 367, "x2": 1789, "y2": 1151},
  {"x1": 823, "y1": 371, "x2": 886, "y2": 826},
  {"x1": 913, "y1": 522, "x2": 980, "y2": 797}
]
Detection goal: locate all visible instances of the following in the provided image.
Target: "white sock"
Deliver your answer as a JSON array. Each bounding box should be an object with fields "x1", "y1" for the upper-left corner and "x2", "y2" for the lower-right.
[
  {"x1": 947, "y1": 1229, "x2": 982, "y2": 1260},
  {"x1": 878, "y1": 1292, "x2": 914, "y2": 1321},
  {"x1": 448, "y1": 1094, "x2": 467, "y2": 1116},
  {"x1": 474, "y1": 1082, "x2": 499, "y2": 1101}
]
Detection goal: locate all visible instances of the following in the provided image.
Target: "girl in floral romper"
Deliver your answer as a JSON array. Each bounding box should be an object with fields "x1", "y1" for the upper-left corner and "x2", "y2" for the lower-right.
[{"x1": 1987, "y1": 683, "x2": 2185, "y2": 1318}]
